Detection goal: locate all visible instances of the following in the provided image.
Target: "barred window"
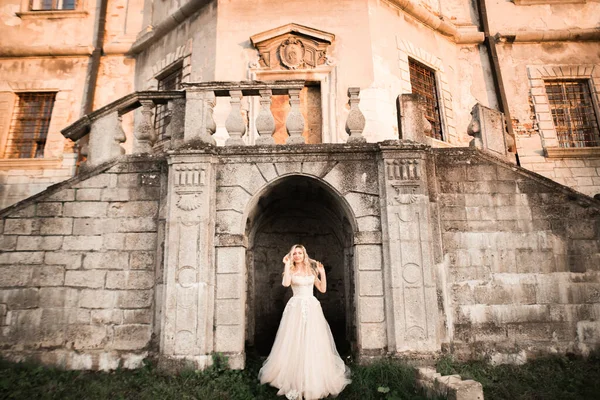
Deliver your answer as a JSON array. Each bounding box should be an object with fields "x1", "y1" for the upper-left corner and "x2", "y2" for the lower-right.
[
  {"x1": 30, "y1": 0, "x2": 76, "y2": 11},
  {"x1": 545, "y1": 80, "x2": 600, "y2": 148},
  {"x1": 155, "y1": 65, "x2": 183, "y2": 139},
  {"x1": 409, "y1": 58, "x2": 443, "y2": 141},
  {"x1": 4, "y1": 92, "x2": 56, "y2": 159}
]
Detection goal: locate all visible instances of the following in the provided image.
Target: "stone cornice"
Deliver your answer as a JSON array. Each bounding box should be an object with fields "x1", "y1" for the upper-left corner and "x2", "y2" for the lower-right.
[
  {"x1": 496, "y1": 28, "x2": 600, "y2": 43},
  {"x1": 0, "y1": 45, "x2": 94, "y2": 58}
]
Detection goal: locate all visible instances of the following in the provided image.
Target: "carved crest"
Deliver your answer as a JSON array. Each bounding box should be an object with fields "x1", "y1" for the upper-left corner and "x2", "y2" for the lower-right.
[{"x1": 250, "y1": 23, "x2": 335, "y2": 71}]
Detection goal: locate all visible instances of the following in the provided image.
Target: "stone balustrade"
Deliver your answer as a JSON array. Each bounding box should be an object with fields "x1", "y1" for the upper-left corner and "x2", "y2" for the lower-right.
[{"x1": 61, "y1": 81, "x2": 367, "y2": 168}]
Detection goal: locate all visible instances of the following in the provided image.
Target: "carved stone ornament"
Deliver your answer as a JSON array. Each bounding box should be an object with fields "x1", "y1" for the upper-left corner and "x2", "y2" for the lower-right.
[
  {"x1": 250, "y1": 23, "x2": 335, "y2": 71},
  {"x1": 173, "y1": 165, "x2": 206, "y2": 211}
]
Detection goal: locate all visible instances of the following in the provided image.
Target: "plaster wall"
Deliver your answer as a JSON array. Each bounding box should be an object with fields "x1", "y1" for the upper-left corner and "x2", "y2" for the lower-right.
[{"x1": 497, "y1": 42, "x2": 600, "y2": 198}]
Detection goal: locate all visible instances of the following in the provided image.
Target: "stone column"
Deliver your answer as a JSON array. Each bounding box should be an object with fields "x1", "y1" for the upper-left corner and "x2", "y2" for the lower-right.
[
  {"x1": 184, "y1": 90, "x2": 216, "y2": 145},
  {"x1": 167, "y1": 97, "x2": 186, "y2": 149},
  {"x1": 134, "y1": 100, "x2": 156, "y2": 153},
  {"x1": 225, "y1": 90, "x2": 246, "y2": 146},
  {"x1": 379, "y1": 146, "x2": 439, "y2": 354},
  {"x1": 255, "y1": 89, "x2": 275, "y2": 145},
  {"x1": 87, "y1": 111, "x2": 126, "y2": 167},
  {"x1": 160, "y1": 153, "x2": 216, "y2": 369},
  {"x1": 345, "y1": 87, "x2": 366, "y2": 143}
]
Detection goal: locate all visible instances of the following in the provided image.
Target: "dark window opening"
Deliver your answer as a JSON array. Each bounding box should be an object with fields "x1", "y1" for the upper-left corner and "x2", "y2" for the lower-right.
[
  {"x1": 4, "y1": 92, "x2": 56, "y2": 159},
  {"x1": 545, "y1": 79, "x2": 600, "y2": 148},
  {"x1": 155, "y1": 64, "x2": 183, "y2": 139},
  {"x1": 408, "y1": 58, "x2": 443, "y2": 141}
]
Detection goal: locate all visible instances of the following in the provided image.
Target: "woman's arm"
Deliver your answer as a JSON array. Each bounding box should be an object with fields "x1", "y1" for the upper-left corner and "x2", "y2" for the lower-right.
[
  {"x1": 282, "y1": 255, "x2": 292, "y2": 287},
  {"x1": 315, "y1": 262, "x2": 327, "y2": 293}
]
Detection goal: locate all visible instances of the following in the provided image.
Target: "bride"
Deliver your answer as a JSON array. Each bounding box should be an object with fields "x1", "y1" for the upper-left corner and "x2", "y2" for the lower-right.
[{"x1": 258, "y1": 244, "x2": 351, "y2": 399}]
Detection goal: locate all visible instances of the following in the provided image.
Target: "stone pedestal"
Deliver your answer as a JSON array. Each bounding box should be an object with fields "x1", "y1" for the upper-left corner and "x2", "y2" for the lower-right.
[
  {"x1": 379, "y1": 144, "x2": 439, "y2": 353},
  {"x1": 159, "y1": 153, "x2": 216, "y2": 368}
]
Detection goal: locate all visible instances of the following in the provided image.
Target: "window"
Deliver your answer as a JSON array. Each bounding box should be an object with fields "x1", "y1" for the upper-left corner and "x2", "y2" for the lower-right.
[
  {"x1": 4, "y1": 92, "x2": 56, "y2": 159},
  {"x1": 29, "y1": 0, "x2": 76, "y2": 11},
  {"x1": 408, "y1": 58, "x2": 443, "y2": 141},
  {"x1": 155, "y1": 64, "x2": 183, "y2": 139},
  {"x1": 545, "y1": 80, "x2": 600, "y2": 148}
]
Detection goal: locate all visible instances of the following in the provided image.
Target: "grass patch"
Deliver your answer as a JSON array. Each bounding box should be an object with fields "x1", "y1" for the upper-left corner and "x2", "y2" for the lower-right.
[
  {"x1": 436, "y1": 352, "x2": 600, "y2": 400},
  {"x1": 0, "y1": 354, "x2": 434, "y2": 400}
]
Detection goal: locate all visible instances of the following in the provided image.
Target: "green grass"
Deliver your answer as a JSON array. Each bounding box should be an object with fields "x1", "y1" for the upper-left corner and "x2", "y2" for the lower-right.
[
  {"x1": 436, "y1": 352, "x2": 600, "y2": 400},
  {"x1": 0, "y1": 353, "x2": 433, "y2": 400}
]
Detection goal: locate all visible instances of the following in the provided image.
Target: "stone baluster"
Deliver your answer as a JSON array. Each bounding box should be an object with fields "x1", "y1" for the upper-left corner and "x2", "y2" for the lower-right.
[
  {"x1": 285, "y1": 88, "x2": 305, "y2": 144},
  {"x1": 345, "y1": 87, "x2": 366, "y2": 143},
  {"x1": 87, "y1": 111, "x2": 126, "y2": 167},
  {"x1": 255, "y1": 89, "x2": 275, "y2": 145},
  {"x1": 134, "y1": 100, "x2": 156, "y2": 153},
  {"x1": 225, "y1": 90, "x2": 246, "y2": 146},
  {"x1": 205, "y1": 91, "x2": 217, "y2": 142},
  {"x1": 167, "y1": 97, "x2": 186, "y2": 149}
]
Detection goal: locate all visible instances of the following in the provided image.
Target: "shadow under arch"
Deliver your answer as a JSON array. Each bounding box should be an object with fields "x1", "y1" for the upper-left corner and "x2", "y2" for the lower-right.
[{"x1": 244, "y1": 174, "x2": 357, "y2": 357}]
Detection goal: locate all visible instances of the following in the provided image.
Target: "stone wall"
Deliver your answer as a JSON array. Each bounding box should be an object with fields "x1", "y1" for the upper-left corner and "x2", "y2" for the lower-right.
[
  {"x1": 0, "y1": 156, "x2": 164, "y2": 369},
  {"x1": 435, "y1": 148, "x2": 600, "y2": 361}
]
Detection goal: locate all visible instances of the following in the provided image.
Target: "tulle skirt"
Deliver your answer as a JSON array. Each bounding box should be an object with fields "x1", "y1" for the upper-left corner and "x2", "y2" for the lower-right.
[{"x1": 259, "y1": 295, "x2": 351, "y2": 400}]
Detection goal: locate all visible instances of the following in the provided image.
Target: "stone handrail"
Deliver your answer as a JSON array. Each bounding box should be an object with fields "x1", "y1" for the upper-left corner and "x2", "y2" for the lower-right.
[{"x1": 61, "y1": 81, "x2": 367, "y2": 167}]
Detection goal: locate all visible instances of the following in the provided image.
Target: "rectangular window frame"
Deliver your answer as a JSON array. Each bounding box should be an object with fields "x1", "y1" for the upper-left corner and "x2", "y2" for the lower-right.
[
  {"x1": 544, "y1": 79, "x2": 600, "y2": 149},
  {"x1": 408, "y1": 57, "x2": 444, "y2": 142},
  {"x1": 154, "y1": 62, "x2": 184, "y2": 140},
  {"x1": 3, "y1": 91, "x2": 57, "y2": 159},
  {"x1": 29, "y1": 0, "x2": 76, "y2": 11}
]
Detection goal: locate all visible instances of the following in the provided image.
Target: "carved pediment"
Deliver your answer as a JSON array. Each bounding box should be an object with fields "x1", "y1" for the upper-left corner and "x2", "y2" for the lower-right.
[{"x1": 250, "y1": 23, "x2": 335, "y2": 70}]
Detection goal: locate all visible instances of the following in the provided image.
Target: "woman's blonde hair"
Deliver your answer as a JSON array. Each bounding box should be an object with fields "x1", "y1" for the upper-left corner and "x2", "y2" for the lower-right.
[{"x1": 286, "y1": 244, "x2": 319, "y2": 278}]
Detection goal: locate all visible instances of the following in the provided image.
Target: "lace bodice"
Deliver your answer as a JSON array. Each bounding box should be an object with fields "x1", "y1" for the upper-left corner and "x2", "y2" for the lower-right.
[{"x1": 291, "y1": 274, "x2": 315, "y2": 297}]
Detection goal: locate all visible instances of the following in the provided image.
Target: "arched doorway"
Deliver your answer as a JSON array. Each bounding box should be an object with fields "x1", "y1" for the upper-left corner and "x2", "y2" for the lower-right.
[{"x1": 245, "y1": 175, "x2": 356, "y2": 356}]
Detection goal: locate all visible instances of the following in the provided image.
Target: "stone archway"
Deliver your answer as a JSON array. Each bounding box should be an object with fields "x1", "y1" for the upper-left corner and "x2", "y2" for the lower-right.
[{"x1": 244, "y1": 175, "x2": 356, "y2": 356}]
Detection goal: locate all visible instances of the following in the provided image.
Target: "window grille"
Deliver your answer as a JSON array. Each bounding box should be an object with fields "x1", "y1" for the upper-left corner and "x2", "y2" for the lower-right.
[
  {"x1": 155, "y1": 65, "x2": 183, "y2": 139},
  {"x1": 30, "y1": 0, "x2": 76, "y2": 10},
  {"x1": 408, "y1": 58, "x2": 443, "y2": 141},
  {"x1": 4, "y1": 92, "x2": 56, "y2": 159},
  {"x1": 545, "y1": 80, "x2": 600, "y2": 148}
]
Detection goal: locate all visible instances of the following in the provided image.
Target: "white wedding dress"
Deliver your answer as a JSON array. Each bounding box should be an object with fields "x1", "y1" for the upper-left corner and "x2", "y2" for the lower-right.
[{"x1": 259, "y1": 274, "x2": 351, "y2": 400}]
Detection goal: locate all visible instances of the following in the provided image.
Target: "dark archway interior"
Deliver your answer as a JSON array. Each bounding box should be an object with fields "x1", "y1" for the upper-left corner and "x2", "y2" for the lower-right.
[{"x1": 245, "y1": 175, "x2": 355, "y2": 357}]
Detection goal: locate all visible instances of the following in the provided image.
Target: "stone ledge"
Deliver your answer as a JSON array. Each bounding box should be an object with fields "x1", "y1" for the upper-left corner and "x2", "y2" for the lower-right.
[
  {"x1": 416, "y1": 367, "x2": 484, "y2": 400},
  {"x1": 545, "y1": 146, "x2": 600, "y2": 159}
]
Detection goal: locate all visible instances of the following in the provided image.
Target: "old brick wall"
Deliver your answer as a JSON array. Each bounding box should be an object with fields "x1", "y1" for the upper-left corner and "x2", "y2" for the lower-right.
[
  {"x1": 0, "y1": 156, "x2": 164, "y2": 369},
  {"x1": 435, "y1": 148, "x2": 600, "y2": 361}
]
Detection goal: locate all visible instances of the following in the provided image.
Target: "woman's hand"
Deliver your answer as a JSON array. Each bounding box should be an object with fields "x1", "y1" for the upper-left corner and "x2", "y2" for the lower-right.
[
  {"x1": 315, "y1": 262, "x2": 327, "y2": 293},
  {"x1": 316, "y1": 262, "x2": 325, "y2": 276},
  {"x1": 283, "y1": 255, "x2": 290, "y2": 264}
]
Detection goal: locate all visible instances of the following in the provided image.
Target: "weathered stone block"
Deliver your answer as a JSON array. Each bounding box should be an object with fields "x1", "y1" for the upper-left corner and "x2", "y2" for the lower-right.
[
  {"x1": 79, "y1": 289, "x2": 117, "y2": 309},
  {"x1": 73, "y1": 174, "x2": 110, "y2": 189},
  {"x1": 117, "y1": 290, "x2": 153, "y2": 308},
  {"x1": 214, "y1": 325, "x2": 244, "y2": 353},
  {"x1": 102, "y1": 233, "x2": 126, "y2": 250},
  {"x1": 32, "y1": 265, "x2": 66, "y2": 286},
  {"x1": 4, "y1": 219, "x2": 34, "y2": 235},
  {"x1": 73, "y1": 219, "x2": 105, "y2": 235},
  {"x1": 40, "y1": 218, "x2": 73, "y2": 235},
  {"x1": 41, "y1": 189, "x2": 75, "y2": 202},
  {"x1": 45, "y1": 252, "x2": 82, "y2": 269},
  {"x1": 106, "y1": 271, "x2": 154, "y2": 289},
  {"x1": 216, "y1": 299, "x2": 243, "y2": 325},
  {"x1": 16, "y1": 236, "x2": 63, "y2": 251},
  {"x1": 0, "y1": 288, "x2": 39, "y2": 309},
  {"x1": 103, "y1": 218, "x2": 157, "y2": 233},
  {"x1": 66, "y1": 325, "x2": 108, "y2": 349},
  {"x1": 75, "y1": 188, "x2": 103, "y2": 201},
  {"x1": 39, "y1": 287, "x2": 79, "y2": 308},
  {"x1": 123, "y1": 309, "x2": 152, "y2": 324},
  {"x1": 10, "y1": 205, "x2": 36, "y2": 218},
  {"x1": 216, "y1": 274, "x2": 243, "y2": 299},
  {"x1": 65, "y1": 270, "x2": 106, "y2": 288},
  {"x1": 2, "y1": 252, "x2": 45, "y2": 265},
  {"x1": 0, "y1": 266, "x2": 34, "y2": 286},
  {"x1": 124, "y1": 233, "x2": 157, "y2": 250},
  {"x1": 129, "y1": 252, "x2": 154, "y2": 270},
  {"x1": 107, "y1": 202, "x2": 158, "y2": 218},
  {"x1": 360, "y1": 322, "x2": 387, "y2": 349},
  {"x1": 516, "y1": 250, "x2": 556, "y2": 273},
  {"x1": 117, "y1": 174, "x2": 140, "y2": 188},
  {"x1": 360, "y1": 297, "x2": 385, "y2": 323},
  {"x1": 0, "y1": 236, "x2": 17, "y2": 251},
  {"x1": 83, "y1": 252, "x2": 129, "y2": 270},
  {"x1": 359, "y1": 271, "x2": 384, "y2": 296},
  {"x1": 63, "y1": 236, "x2": 103, "y2": 251},
  {"x1": 91, "y1": 309, "x2": 123, "y2": 324},
  {"x1": 216, "y1": 247, "x2": 245, "y2": 274},
  {"x1": 112, "y1": 324, "x2": 151, "y2": 350},
  {"x1": 37, "y1": 202, "x2": 63, "y2": 217},
  {"x1": 63, "y1": 202, "x2": 108, "y2": 218},
  {"x1": 356, "y1": 245, "x2": 382, "y2": 271}
]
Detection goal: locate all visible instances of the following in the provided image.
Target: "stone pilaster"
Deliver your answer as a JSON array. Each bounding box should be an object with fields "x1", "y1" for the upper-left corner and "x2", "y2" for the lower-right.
[
  {"x1": 160, "y1": 152, "x2": 216, "y2": 369},
  {"x1": 379, "y1": 144, "x2": 439, "y2": 353}
]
